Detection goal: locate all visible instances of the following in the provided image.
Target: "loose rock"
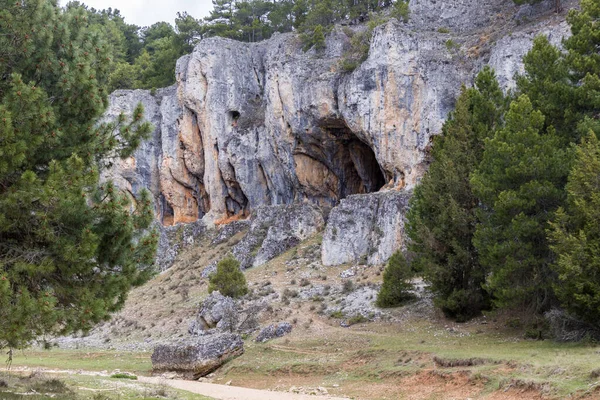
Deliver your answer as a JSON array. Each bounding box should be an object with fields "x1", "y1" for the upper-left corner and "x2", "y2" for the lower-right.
[{"x1": 151, "y1": 333, "x2": 244, "y2": 379}]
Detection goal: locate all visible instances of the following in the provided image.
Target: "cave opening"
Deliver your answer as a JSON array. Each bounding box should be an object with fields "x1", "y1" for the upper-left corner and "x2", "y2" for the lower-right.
[
  {"x1": 295, "y1": 119, "x2": 387, "y2": 205},
  {"x1": 228, "y1": 110, "x2": 241, "y2": 127},
  {"x1": 160, "y1": 194, "x2": 175, "y2": 226}
]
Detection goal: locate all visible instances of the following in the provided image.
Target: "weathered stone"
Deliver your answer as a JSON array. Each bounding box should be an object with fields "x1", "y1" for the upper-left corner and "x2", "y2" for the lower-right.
[
  {"x1": 255, "y1": 322, "x2": 293, "y2": 343},
  {"x1": 192, "y1": 291, "x2": 237, "y2": 333},
  {"x1": 211, "y1": 220, "x2": 250, "y2": 245},
  {"x1": 101, "y1": 0, "x2": 576, "y2": 268},
  {"x1": 156, "y1": 220, "x2": 206, "y2": 271},
  {"x1": 201, "y1": 260, "x2": 218, "y2": 279},
  {"x1": 232, "y1": 204, "x2": 325, "y2": 269},
  {"x1": 151, "y1": 333, "x2": 244, "y2": 379},
  {"x1": 322, "y1": 191, "x2": 411, "y2": 266},
  {"x1": 190, "y1": 291, "x2": 268, "y2": 336},
  {"x1": 488, "y1": 19, "x2": 571, "y2": 91}
]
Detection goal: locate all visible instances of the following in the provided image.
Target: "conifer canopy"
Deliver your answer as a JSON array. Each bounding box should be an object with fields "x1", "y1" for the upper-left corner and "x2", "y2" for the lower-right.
[{"x1": 0, "y1": 0, "x2": 156, "y2": 350}]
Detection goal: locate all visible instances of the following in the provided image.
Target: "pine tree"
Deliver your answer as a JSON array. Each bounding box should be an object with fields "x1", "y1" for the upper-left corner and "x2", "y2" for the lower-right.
[
  {"x1": 406, "y1": 67, "x2": 505, "y2": 321},
  {"x1": 548, "y1": 132, "x2": 600, "y2": 328},
  {"x1": 208, "y1": 256, "x2": 248, "y2": 299},
  {"x1": 0, "y1": 0, "x2": 156, "y2": 350},
  {"x1": 376, "y1": 251, "x2": 415, "y2": 308},
  {"x1": 205, "y1": 0, "x2": 237, "y2": 38},
  {"x1": 471, "y1": 95, "x2": 569, "y2": 313},
  {"x1": 517, "y1": 0, "x2": 600, "y2": 144}
]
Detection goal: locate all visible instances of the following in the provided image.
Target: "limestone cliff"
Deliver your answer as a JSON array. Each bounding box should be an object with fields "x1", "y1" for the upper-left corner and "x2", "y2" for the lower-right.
[{"x1": 104, "y1": 0, "x2": 575, "y2": 268}]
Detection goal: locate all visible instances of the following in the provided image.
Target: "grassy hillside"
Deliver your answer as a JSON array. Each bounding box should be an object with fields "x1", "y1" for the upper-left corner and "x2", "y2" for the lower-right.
[{"x1": 8, "y1": 229, "x2": 600, "y2": 399}]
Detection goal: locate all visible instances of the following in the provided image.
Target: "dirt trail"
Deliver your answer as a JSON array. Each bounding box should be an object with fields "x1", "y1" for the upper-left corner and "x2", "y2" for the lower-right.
[
  {"x1": 139, "y1": 376, "x2": 350, "y2": 400},
  {"x1": 2, "y1": 367, "x2": 349, "y2": 400}
]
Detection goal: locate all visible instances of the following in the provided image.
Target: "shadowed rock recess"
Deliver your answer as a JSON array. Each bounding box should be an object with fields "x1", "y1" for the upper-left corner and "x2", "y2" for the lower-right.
[{"x1": 103, "y1": 0, "x2": 573, "y2": 268}]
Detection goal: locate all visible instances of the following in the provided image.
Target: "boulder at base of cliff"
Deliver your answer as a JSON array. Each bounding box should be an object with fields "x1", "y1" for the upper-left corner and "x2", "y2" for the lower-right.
[{"x1": 151, "y1": 333, "x2": 244, "y2": 379}]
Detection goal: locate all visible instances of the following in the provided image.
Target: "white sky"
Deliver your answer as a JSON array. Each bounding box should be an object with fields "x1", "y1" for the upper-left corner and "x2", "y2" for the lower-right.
[{"x1": 59, "y1": 0, "x2": 214, "y2": 27}]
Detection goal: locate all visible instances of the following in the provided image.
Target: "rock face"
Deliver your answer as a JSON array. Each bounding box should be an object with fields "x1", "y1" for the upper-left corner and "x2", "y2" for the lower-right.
[
  {"x1": 322, "y1": 191, "x2": 411, "y2": 266},
  {"x1": 105, "y1": 0, "x2": 576, "y2": 267},
  {"x1": 151, "y1": 333, "x2": 244, "y2": 378},
  {"x1": 231, "y1": 203, "x2": 325, "y2": 269}
]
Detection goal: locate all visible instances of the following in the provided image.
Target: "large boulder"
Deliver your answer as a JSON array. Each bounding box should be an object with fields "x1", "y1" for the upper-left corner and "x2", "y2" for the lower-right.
[
  {"x1": 151, "y1": 333, "x2": 244, "y2": 379},
  {"x1": 189, "y1": 291, "x2": 237, "y2": 334},
  {"x1": 189, "y1": 291, "x2": 268, "y2": 336},
  {"x1": 321, "y1": 190, "x2": 411, "y2": 266}
]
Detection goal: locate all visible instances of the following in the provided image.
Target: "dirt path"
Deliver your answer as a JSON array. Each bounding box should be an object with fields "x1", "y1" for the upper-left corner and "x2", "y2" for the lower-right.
[
  {"x1": 139, "y1": 376, "x2": 350, "y2": 400},
  {"x1": 2, "y1": 367, "x2": 349, "y2": 400}
]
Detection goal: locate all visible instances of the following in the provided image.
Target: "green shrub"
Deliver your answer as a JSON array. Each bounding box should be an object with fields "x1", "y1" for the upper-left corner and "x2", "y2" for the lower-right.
[
  {"x1": 376, "y1": 251, "x2": 415, "y2": 308},
  {"x1": 301, "y1": 24, "x2": 327, "y2": 51},
  {"x1": 342, "y1": 280, "x2": 355, "y2": 294},
  {"x1": 445, "y1": 39, "x2": 459, "y2": 51},
  {"x1": 348, "y1": 314, "x2": 368, "y2": 325},
  {"x1": 340, "y1": 28, "x2": 372, "y2": 72},
  {"x1": 391, "y1": 0, "x2": 410, "y2": 22},
  {"x1": 208, "y1": 256, "x2": 248, "y2": 298}
]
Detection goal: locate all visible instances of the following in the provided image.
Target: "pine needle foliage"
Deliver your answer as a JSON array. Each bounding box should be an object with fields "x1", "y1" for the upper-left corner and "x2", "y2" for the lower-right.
[
  {"x1": 376, "y1": 251, "x2": 415, "y2": 308},
  {"x1": 0, "y1": 0, "x2": 156, "y2": 350},
  {"x1": 549, "y1": 132, "x2": 600, "y2": 328},
  {"x1": 471, "y1": 95, "x2": 569, "y2": 313},
  {"x1": 406, "y1": 67, "x2": 506, "y2": 321},
  {"x1": 208, "y1": 256, "x2": 249, "y2": 299}
]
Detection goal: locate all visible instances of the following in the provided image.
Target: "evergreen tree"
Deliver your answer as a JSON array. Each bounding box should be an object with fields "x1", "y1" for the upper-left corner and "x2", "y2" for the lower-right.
[
  {"x1": 376, "y1": 251, "x2": 415, "y2": 308},
  {"x1": 516, "y1": 36, "x2": 574, "y2": 141},
  {"x1": 548, "y1": 132, "x2": 600, "y2": 328},
  {"x1": 108, "y1": 62, "x2": 141, "y2": 92},
  {"x1": 391, "y1": 0, "x2": 410, "y2": 22},
  {"x1": 517, "y1": 0, "x2": 600, "y2": 144},
  {"x1": 0, "y1": 0, "x2": 156, "y2": 350},
  {"x1": 205, "y1": 0, "x2": 237, "y2": 38},
  {"x1": 208, "y1": 256, "x2": 248, "y2": 298},
  {"x1": 174, "y1": 12, "x2": 205, "y2": 53},
  {"x1": 140, "y1": 36, "x2": 181, "y2": 89},
  {"x1": 269, "y1": 0, "x2": 295, "y2": 33},
  {"x1": 406, "y1": 67, "x2": 506, "y2": 321},
  {"x1": 471, "y1": 95, "x2": 569, "y2": 313}
]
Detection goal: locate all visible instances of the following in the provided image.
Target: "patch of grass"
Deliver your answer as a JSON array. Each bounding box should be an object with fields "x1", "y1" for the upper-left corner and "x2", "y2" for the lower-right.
[
  {"x1": 432, "y1": 356, "x2": 496, "y2": 368},
  {"x1": 347, "y1": 314, "x2": 368, "y2": 326},
  {"x1": 445, "y1": 39, "x2": 460, "y2": 51},
  {"x1": 110, "y1": 373, "x2": 138, "y2": 380},
  {"x1": 0, "y1": 371, "x2": 213, "y2": 400},
  {"x1": 10, "y1": 350, "x2": 152, "y2": 373}
]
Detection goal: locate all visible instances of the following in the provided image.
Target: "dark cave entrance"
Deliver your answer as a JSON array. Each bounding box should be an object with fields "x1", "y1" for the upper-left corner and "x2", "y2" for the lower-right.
[
  {"x1": 296, "y1": 119, "x2": 387, "y2": 204},
  {"x1": 340, "y1": 137, "x2": 386, "y2": 197},
  {"x1": 160, "y1": 194, "x2": 175, "y2": 226}
]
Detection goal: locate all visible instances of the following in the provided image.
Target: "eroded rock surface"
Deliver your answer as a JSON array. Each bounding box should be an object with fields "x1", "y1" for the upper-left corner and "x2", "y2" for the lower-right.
[
  {"x1": 255, "y1": 322, "x2": 293, "y2": 343},
  {"x1": 231, "y1": 203, "x2": 325, "y2": 269},
  {"x1": 189, "y1": 291, "x2": 267, "y2": 336},
  {"x1": 322, "y1": 191, "x2": 411, "y2": 266},
  {"x1": 104, "y1": 0, "x2": 576, "y2": 267},
  {"x1": 151, "y1": 333, "x2": 244, "y2": 379}
]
